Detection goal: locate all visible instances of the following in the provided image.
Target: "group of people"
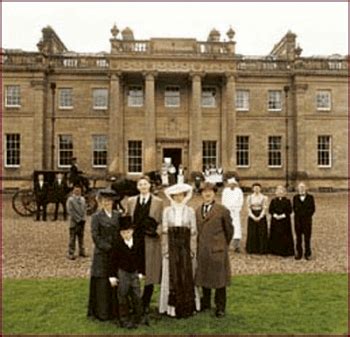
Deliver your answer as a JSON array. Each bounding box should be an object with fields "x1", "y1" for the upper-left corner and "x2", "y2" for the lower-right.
[
  {"x1": 221, "y1": 178, "x2": 316, "y2": 260},
  {"x1": 87, "y1": 176, "x2": 233, "y2": 329},
  {"x1": 160, "y1": 163, "x2": 185, "y2": 186}
]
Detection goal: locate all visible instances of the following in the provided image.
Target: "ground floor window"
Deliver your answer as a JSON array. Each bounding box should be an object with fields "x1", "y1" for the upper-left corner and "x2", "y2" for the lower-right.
[
  {"x1": 268, "y1": 136, "x2": 282, "y2": 167},
  {"x1": 5, "y1": 133, "x2": 20, "y2": 167},
  {"x1": 128, "y1": 141, "x2": 142, "y2": 173},
  {"x1": 202, "y1": 141, "x2": 217, "y2": 170},
  {"x1": 236, "y1": 136, "x2": 249, "y2": 167},
  {"x1": 317, "y1": 135, "x2": 332, "y2": 167},
  {"x1": 92, "y1": 135, "x2": 107, "y2": 167},
  {"x1": 58, "y1": 135, "x2": 73, "y2": 167}
]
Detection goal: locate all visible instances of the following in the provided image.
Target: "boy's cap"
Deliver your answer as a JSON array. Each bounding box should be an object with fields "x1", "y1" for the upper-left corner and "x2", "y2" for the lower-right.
[{"x1": 119, "y1": 216, "x2": 134, "y2": 230}]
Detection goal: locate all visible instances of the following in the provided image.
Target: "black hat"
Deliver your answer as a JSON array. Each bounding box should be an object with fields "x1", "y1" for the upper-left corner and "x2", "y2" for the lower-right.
[
  {"x1": 119, "y1": 216, "x2": 134, "y2": 230},
  {"x1": 144, "y1": 216, "x2": 159, "y2": 238},
  {"x1": 98, "y1": 187, "x2": 117, "y2": 199},
  {"x1": 199, "y1": 182, "x2": 218, "y2": 193}
]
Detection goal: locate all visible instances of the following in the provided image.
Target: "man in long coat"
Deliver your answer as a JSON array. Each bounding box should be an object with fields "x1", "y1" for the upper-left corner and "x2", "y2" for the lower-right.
[
  {"x1": 126, "y1": 175, "x2": 163, "y2": 322},
  {"x1": 293, "y1": 182, "x2": 316, "y2": 260},
  {"x1": 195, "y1": 182, "x2": 233, "y2": 318}
]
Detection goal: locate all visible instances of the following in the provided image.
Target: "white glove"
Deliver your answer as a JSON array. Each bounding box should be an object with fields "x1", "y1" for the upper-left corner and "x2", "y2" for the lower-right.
[
  {"x1": 109, "y1": 277, "x2": 118, "y2": 287},
  {"x1": 138, "y1": 273, "x2": 144, "y2": 280}
]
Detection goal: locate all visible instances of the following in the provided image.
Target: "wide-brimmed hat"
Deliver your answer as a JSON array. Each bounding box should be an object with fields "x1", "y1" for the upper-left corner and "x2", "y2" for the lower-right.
[
  {"x1": 227, "y1": 177, "x2": 239, "y2": 185},
  {"x1": 119, "y1": 216, "x2": 134, "y2": 230},
  {"x1": 98, "y1": 187, "x2": 117, "y2": 199},
  {"x1": 199, "y1": 182, "x2": 218, "y2": 193},
  {"x1": 165, "y1": 183, "x2": 192, "y2": 196}
]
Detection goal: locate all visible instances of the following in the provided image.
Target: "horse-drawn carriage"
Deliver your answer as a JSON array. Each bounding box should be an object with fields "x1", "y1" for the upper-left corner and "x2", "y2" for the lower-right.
[{"x1": 12, "y1": 170, "x2": 98, "y2": 217}]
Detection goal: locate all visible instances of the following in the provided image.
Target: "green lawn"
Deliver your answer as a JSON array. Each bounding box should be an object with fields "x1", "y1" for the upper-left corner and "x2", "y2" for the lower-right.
[{"x1": 3, "y1": 273, "x2": 348, "y2": 335}]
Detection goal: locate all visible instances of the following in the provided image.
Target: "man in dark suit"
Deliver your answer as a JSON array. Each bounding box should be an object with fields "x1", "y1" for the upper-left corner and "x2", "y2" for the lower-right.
[
  {"x1": 293, "y1": 182, "x2": 316, "y2": 260},
  {"x1": 53, "y1": 172, "x2": 69, "y2": 221},
  {"x1": 34, "y1": 173, "x2": 49, "y2": 221},
  {"x1": 195, "y1": 182, "x2": 233, "y2": 318}
]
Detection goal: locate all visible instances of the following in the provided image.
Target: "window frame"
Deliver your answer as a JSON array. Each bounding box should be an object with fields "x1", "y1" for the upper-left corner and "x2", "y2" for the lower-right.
[
  {"x1": 267, "y1": 90, "x2": 282, "y2": 112},
  {"x1": 164, "y1": 85, "x2": 180, "y2": 108},
  {"x1": 127, "y1": 140, "x2": 143, "y2": 174},
  {"x1": 317, "y1": 135, "x2": 332, "y2": 168},
  {"x1": 5, "y1": 85, "x2": 21, "y2": 108},
  {"x1": 92, "y1": 135, "x2": 108, "y2": 168},
  {"x1": 58, "y1": 134, "x2": 73, "y2": 168},
  {"x1": 5, "y1": 133, "x2": 21, "y2": 168},
  {"x1": 201, "y1": 86, "x2": 217, "y2": 108},
  {"x1": 127, "y1": 86, "x2": 144, "y2": 107},
  {"x1": 236, "y1": 135, "x2": 250, "y2": 167},
  {"x1": 268, "y1": 136, "x2": 283, "y2": 168},
  {"x1": 235, "y1": 90, "x2": 250, "y2": 111},
  {"x1": 92, "y1": 88, "x2": 108, "y2": 110},
  {"x1": 316, "y1": 90, "x2": 332, "y2": 111},
  {"x1": 202, "y1": 140, "x2": 217, "y2": 170},
  {"x1": 58, "y1": 88, "x2": 73, "y2": 110}
]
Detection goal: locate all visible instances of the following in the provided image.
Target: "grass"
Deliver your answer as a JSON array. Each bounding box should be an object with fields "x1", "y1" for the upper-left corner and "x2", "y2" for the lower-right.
[{"x1": 3, "y1": 273, "x2": 348, "y2": 335}]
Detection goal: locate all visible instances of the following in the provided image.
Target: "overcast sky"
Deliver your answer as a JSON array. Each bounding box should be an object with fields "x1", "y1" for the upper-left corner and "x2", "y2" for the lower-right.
[{"x1": 3, "y1": 2, "x2": 348, "y2": 56}]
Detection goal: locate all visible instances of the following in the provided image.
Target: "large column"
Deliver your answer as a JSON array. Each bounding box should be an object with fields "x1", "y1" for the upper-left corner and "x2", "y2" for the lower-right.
[
  {"x1": 144, "y1": 72, "x2": 157, "y2": 172},
  {"x1": 31, "y1": 79, "x2": 46, "y2": 170},
  {"x1": 189, "y1": 73, "x2": 202, "y2": 173},
  {"x1": 108, "y1": 73, "x2": 123, "y2": 174},
  {"x1": 224, "y1": 73, "x2": 236, "y2": 170}
]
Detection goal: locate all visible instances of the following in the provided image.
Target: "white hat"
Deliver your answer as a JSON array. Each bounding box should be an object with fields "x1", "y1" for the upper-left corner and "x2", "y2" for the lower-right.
[
  {"x1": 227, "y1": 177, "x2": 238, "y2": 185},
  {"x1": 165, "y1": 183, "x2": 192, "y2": 196}
]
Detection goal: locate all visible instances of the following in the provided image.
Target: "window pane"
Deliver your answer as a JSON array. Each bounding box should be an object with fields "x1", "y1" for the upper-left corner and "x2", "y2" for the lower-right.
[
  {"x1": 316, "y1": 90, "x2": 331, "y2": 110},
  {"x1": 59, "y1": 135, "x2": 73, "y2": 166},
  {"x1": 202, "y1": 87, "x2": 216, "y2": 108},
  {"x1": 93, "y1": 89, "x2": 108, "y2": 109},
  {"x1": 6, "y1": 134, "x2": 20, "y2": 166},
  {"x1": 236, "y1": 90, "x2": 249, "y2": 111},
  {"x1": 202, "y1": 141, "x2": 217, "y2": 170},
  {"x1": 236, "y1": 136, "x2": 249, "y2": 166},
  {"x1": 268, "y1": 90, "x2": 282, "y2": 110},
  {"x1": 268, "y1": 136, "x2": 282, "y2": 166},
  {"x1": 59, "y1": 88, "x2": 73, "y2": 108},
  {"x1": 165, "y1": 86, "x2": 180, "y2": 107},
  {"x1": 128, "y1": 141, "x2": 142, "y2": 173},
  {"x1": 5, "y1": 85, "x2": 21, "y2": 106},
  {"x1": 317, "y1": 136, "x2": 331, "y2": 166},
  {"x1": 93, "y1": 135, "x2": 107, "y2": 166},
  {"x1": 128, "y1": 86, "x2": 143, "y2": 107}
]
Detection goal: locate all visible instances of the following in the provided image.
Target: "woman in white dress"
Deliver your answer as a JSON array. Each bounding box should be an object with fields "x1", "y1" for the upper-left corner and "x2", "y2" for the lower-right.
[{"x1": 159, "y1": 183, "x2": 200, "y2": 317}]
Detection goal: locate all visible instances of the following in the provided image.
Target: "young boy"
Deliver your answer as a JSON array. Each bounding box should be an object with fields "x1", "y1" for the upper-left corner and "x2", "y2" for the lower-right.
[{"x1": 109, "y1": 216, "x2": 143, "y2": 329}]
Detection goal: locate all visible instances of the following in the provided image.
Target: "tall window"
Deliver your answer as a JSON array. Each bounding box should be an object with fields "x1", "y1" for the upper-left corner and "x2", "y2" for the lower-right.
[
  {"x1": 128, "y1": 141, "x2": 142, "y2": 173},
  {"x1": 92, "y1": 135, "x2": 107, "y2": 167},
  {"x1": 5, "y1": 85, "x2": 21, "y2": 107},
  {"x1": 164, "y1": 86, "x2": 180, "y2": 107},
  {"x1": 128, "y1": 86, "x2": 143, "y2": 107},
  {"x1": 317, "y1": 136, "x2": 332, "y2": 167},
  {"x1": 58, "y1": 135, "x2": 73, "y2": 167},
  {"x1": 236, "y1": 136, "x2": 249, "y2": 167},
  {"x1": 5, "y1": 134, "x2": 20, "y2": 167},
  {"x1": 268, "y1": 136, "x2": 282, "y2": 167},
  {"x1": 316, "y1": 90, "x2": 331, "y2": 111},
  {"x1": 201, "y1": 87, "x2": 216, "y2": 108},
  {"x1": 202, "y1": 141, "x2": 217, "y2": 170},
  {"x1": 236, "y1": 90, "x2": 250, "y2": 111},
  {"x1": 93, "y1": 88, "x2": 108, "y2": 110},
  {"x1": 59, "y1": 88, "x2": 73, "y2": 109},
  {"x1": 268, "y1": 90, "x2": 282, "y2": 111}
]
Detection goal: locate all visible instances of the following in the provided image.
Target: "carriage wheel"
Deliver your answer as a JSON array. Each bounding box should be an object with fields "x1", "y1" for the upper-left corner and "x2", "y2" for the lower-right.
[
  {"x1": 12, "y1": 189, "x2": 37, "y2": 217},
  {"x1": 85, "y1": 191, "x2": 98, "y2": 215}
]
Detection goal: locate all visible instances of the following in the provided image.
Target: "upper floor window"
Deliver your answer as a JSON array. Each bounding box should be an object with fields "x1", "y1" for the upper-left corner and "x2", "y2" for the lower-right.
[
  {"x1": 316, "y1": 90, "x2": 331, "y2": 111},
  {"x1": 96, "y1": 59, "x2": 108, "y2": 68},
  {"x1": 92, "y1": 135, "x2": 107, "y2": 167},
  {"x1": 268, "y1": 136, "x2": 282, "y2": 167},
  {"x1": 202, "y1": 87, "x2": 216, "y2": 108},
  {"x1": 164, "y1": 86, "x2": 180, "y2": 107},
  {"x1": 63, "y1": 59, "x2": 78, "y2": 67},
  {"x1": 59, "y1": 88, "x2": 73, "y2": 109},
  {"x1": 5, "y1": 133, "x2": 20, "y2": 167},
  {"x1": 317, "y1": 135, "x2": 332, "y2": 167},
  {"x1": 5, "y1": 85, "x2": 21, "y2": 107},
  {"x1": 128, "y1": 86, "x2": 143, "y2": 107},
  {"x1": 58, "y1": 135, "x2": 73, "y2": 167},
  {"x1": 268, "y1": 90, "x2": 282, "y2": 111},
  {"x1": 236, "y1": 90, "x2": 250, "y2": 111},
  {"x1": 128, "y1": 140, "x2": 142, "y2": 173},
  {"x1": 93, "y1": 88, "x2": 108, "y2": 110},
  {"x1": 236, "y1": 136, "x2": 249, "y2": 167}
]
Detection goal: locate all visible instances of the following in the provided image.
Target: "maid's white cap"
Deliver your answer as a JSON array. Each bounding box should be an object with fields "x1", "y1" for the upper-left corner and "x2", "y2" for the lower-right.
[{"x1": 227, "y1": 177, "x2": 238, "y2": 185}]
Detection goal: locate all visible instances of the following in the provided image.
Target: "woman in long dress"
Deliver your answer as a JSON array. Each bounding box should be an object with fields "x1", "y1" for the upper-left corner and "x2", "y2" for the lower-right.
[
  {"x1": 268, "y1": 185, "x2": 295, "y2": 257},
  {"x1": 159, "y1": 183, "x2": 200, "y2": 318},
  {"x1": 245, "y1": 183, "x2": 268, "y2": 254}
]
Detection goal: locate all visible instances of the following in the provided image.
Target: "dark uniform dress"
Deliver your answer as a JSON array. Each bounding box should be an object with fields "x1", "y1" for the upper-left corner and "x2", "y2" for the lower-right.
[
  {"x1": 87, "y1": 209, "x2": 119, "y2": 321},
  {"x1": 245, "y1": 194, "x2": 268, "y2": 254},
  {"x1": 268, "y1": 197, "x2": 294, "y2": 257}
]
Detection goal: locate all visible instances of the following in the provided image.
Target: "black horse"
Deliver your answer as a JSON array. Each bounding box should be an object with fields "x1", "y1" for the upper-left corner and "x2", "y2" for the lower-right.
[{"x1": 110, "y1": 178, "x2": 139, "y2": 213}]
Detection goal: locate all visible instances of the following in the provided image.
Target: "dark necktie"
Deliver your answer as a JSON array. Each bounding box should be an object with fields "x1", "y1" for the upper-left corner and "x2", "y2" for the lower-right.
[
  {"x1": 203, "y1": 204, "x2": 210, "y2": 217},
  {"x1": 141, "y1": 198, "x2": 146, "y2": 206}
]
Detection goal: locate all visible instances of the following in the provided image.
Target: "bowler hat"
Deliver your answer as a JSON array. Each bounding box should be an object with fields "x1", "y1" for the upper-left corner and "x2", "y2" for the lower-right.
[
  {"x1": 119, "y1": 216, "x2": 134, "y2": 230},
  {"x1": 199, "y1": 182, "x2": 218, "y2": 193},
  {"x1": 144, "y1": 216, "x2": 159, "y2": 238},
  {"x1": 98, "y1": 187, "x2": 117, "y2": 198}
]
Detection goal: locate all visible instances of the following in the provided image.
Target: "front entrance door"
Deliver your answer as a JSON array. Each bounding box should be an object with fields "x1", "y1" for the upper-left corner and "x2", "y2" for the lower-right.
[{"x1": 163, "y1": 148, "x2": 182, "y2": 173}]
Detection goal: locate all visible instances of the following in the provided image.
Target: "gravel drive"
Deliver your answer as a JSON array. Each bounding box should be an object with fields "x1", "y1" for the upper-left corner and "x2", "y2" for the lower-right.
[{"x1": 3, "y1": 192, "x2": 348, "y2": 279}]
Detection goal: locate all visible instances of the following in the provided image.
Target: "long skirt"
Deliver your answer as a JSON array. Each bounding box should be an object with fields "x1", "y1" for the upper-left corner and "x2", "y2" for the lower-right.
[
  {"x1": 246, "y1": 210, "x2": 268, "y2": 254},
  {"x1": 159, "y1": 227, "x2": 198, "y2": 318},
  {"x1": 268, "y1": 217, "x2": 295, "y2": 257},
  {"x1": 87, "y1": 277, "x2": 118, "y2": 321}
]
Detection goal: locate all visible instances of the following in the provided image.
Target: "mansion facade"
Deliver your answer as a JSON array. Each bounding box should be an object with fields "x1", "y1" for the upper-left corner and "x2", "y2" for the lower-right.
[{"x1": 2, "y1": 26, "x2": 348, "y2": 189}]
